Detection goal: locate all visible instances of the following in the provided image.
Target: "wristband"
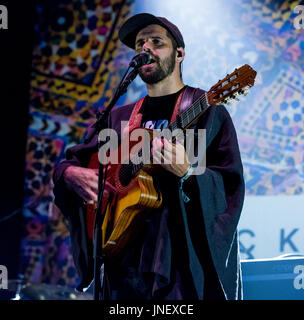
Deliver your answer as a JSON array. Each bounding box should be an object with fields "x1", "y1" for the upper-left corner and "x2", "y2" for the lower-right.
[
  {"x1": 180, "y1": 165, "x2": 194, "y2": 183},
  {"x1": 179, "y1": 165, "x2": 194, "y2": 203}
]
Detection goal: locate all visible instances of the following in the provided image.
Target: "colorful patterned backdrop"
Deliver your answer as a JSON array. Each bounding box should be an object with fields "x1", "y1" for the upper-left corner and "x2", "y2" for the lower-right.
[
  {"x1": 20, "y1": 0, "x2": 304, "y2": 288},
  {"x1": 21, "y1": 0, "x2": 136, "y2": 288}
]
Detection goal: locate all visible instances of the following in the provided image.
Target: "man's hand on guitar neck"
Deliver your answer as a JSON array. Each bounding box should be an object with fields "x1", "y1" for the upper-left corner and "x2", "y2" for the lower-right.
[
  {"x1": 151, "y1": 137, "x2": 191, "y2": 178},
  {"x1": 63, "y1": 166, "x2": 118, "y2": 204},
  {"x1": 63, "y1": 166, "x2": 99, "y2": 203}
]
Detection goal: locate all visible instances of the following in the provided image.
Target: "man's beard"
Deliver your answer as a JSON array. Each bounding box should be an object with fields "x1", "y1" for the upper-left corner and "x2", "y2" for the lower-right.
[{"x1": 139, "y1": 50, "x2": 176, "y2": 84}]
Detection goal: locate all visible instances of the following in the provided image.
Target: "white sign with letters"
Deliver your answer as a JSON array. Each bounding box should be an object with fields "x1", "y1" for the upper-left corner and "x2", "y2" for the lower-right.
[{"x1": 238, "y1": 195, "x2": 304, "y2": 260}]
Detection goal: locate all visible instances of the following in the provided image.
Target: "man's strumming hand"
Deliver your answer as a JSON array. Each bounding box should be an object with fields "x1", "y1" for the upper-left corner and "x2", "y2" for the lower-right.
[{"x1": 151, "y1": 137, "x2": 190, "y2": 177}]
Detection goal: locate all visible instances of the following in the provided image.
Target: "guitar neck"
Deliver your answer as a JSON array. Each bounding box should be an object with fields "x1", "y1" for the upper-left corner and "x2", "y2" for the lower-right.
[{"x1": 168, "y1": 92, "x2": 210, "y2": 131}]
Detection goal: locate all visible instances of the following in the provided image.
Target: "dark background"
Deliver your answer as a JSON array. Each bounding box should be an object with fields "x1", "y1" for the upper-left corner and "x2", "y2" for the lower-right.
[{"x1": 0, "y1": 0, "x2": 34, "y2": 279}]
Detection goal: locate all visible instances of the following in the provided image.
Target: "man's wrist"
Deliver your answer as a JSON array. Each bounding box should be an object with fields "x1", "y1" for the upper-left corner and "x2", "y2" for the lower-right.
[
  {"x1": 63, "y1": 166, "x2": 75, "y2": 190},
  {"x1": 180, "y1": 164, "x2": 193, "y2": 182}
]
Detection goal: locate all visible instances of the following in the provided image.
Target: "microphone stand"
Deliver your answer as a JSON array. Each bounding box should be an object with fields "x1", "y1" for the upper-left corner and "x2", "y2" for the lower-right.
[{"x1": 85, "y1": 66, "x2": 140, "y2": 300}]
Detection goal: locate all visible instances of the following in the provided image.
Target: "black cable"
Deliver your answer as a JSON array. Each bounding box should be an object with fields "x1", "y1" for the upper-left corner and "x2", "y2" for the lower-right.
[{"x1": 0, "y1": 207, "x2": 22, "y2": 223}]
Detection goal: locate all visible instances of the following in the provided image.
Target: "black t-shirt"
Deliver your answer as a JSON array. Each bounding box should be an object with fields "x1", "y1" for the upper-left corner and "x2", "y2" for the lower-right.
[
  {"x1": 139, "y1": 88, "x2": 186, "y2": 210},
  {"x1": 141, "y1": 88, "x2": 184, "y2": 129}
]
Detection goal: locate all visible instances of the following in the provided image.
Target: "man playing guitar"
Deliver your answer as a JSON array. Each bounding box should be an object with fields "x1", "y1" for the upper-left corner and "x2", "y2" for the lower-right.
[{"x1": 53, "y1": 13, "x2": 247, "y2": 300}]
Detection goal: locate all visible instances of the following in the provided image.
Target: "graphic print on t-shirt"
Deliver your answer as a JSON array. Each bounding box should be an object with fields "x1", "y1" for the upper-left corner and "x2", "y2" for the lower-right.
[
  {"x1": 142, "y1": 119, "x2": 169, "y2": 130},
  {"x1": 140, "y1": 88, "x2": 184, "y2": 131}
]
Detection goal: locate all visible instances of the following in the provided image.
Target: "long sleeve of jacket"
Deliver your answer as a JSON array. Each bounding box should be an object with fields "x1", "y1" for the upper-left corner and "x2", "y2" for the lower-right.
[{"x1": 178, "y1": 103, "x2": 245, "y2": 299}]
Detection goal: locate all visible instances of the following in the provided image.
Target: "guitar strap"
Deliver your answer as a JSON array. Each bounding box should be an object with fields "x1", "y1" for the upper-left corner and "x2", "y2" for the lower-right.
[{"x1": 123, "y1": 85, "x2": 200, "y2": 137}]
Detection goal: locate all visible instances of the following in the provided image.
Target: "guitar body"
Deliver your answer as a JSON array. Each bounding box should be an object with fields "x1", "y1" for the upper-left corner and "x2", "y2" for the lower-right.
[
  {"x1": 103, "y1": 169, "x2": 162, "y2": 256},
  {"x1": 86, "y1": 128, "x2": 162, "y2": 257}
]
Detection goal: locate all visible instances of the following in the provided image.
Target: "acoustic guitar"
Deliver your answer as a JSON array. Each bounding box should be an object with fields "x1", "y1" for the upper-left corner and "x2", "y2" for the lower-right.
[{"x1": 86, "y1": 64, "x2": 257, "y2": 256}]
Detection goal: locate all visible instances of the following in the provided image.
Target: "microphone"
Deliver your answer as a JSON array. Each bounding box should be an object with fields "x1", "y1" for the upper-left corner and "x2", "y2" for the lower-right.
[{"x1": 129, "y1": 52, "x2": 153, "y2": 68}]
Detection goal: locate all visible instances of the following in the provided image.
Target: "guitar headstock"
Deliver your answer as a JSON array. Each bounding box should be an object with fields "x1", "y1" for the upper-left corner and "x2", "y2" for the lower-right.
[{"x1": 207, "y1": 64, "x2": 257, "y2": 105}]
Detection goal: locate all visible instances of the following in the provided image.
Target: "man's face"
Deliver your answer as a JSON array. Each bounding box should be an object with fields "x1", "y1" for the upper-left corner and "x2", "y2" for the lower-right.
[{"x1": 135, "y1": 24, "x2": 176, "y2": 84}]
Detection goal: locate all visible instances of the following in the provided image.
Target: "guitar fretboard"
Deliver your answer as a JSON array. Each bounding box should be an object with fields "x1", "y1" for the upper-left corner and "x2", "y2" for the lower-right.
[{"x1": 168, "y1": 92, "x2": 209, "y2": 131}]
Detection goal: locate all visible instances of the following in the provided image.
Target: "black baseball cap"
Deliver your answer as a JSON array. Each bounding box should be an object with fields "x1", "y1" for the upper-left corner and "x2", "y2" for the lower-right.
[{"x1": 118, "y1": 13, "x2": 185, "y2": 49}]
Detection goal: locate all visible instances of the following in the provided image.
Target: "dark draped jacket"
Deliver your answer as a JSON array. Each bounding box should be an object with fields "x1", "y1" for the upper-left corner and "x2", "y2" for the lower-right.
[{"x1": 52, "y1": 86, "x2": 245, "y2": 300}]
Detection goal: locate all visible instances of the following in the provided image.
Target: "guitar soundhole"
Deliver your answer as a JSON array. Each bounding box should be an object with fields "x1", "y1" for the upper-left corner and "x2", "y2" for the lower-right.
[{"x1": 119, "y1": 163, "x2": 134, "y2": 187}]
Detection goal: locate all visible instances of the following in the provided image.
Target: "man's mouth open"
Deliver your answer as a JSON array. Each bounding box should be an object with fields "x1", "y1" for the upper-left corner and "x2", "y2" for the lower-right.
[{"x1": 142, "y1": 59, "x2": 157, "y2": 68}]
